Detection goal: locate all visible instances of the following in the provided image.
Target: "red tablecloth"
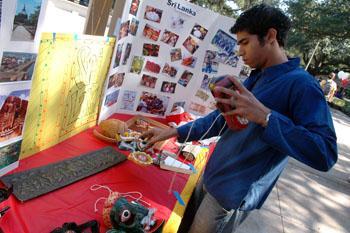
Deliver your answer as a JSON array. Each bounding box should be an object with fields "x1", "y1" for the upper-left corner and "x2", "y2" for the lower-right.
[{"x1": 0, "y1": 114, "x2": 213, "y2": 233}]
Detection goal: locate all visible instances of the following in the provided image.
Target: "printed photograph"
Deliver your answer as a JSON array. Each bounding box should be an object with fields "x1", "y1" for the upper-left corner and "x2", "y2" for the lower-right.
[
  {"x1": 183, "y1": 36, "x2": 199, "y2": 54},
  {"x1": 170, "y1": 48, "x2": 182, "y2": 62},
  {"x1": 178, "y1": 70, "x2": 193, "y2": 87},
  {"x1": 11, "y1": 0, "x2": 43, "y2": 41},
  {"x1": 130, "y1": 56, "x2": 144, "y2": 74},
  {"x1": 113, "y1": 43, "x2": 124, "y2": 68},
  {"x1": 200, "y1": 74, "x2": 211, "y2": 91},
  {"x1": 162, "y1": 63, "x2": 178, "y2": 78},
  {"x1": 119, "y1": 20, "x2": 129, "y2": 39},
  {"x1": 189, "y1": 102, "x2": 207, "y2": 115},
  {"x1": 0, "y1": 89, "x2": 30, "y2": 107},
  {"x1": 104, "y1": 89, "x2": 120, "y2": 107},
  {"x1": 107, "y1": 73, "x2": 125, "y2": 89},
  {"x1": 129, "y1": 18, "x2": 139, "y2": 36},
  {"x1": 143, "y1": 43, "x2": 160, "y2": 57},
  {"x1": 0, "y1": 95, "x2": 29, "y2": 142},
  {"x1": 195, "y1": 89, "x2": 209, "y2": 101},
  {"x1": 171, "y1": 101, "x2": 185, "y2": 112},
  {"x1": 202, "y1": 50, "x2": 219, "y2": 73},
  {"x1": 211, "y1": 29, "x2": 237, "y2": 55},
  {"x1": 136, "y1": 91, "x2": 169, "y2": 116},
  {"x1": 122, "y1": 43, "x2": 132, "y2": 65},
  {"x1": 0, "y1": 140, "x2": 22, "y2": 170},
  {"x1": 216, "y1": 49, "x2": 239, "y2": 67},
  {"x1": 143, "y1": 24, "x2": 161, "y2": 41},
  {"x1": 170, "y1": 14, "x2": 185, "y2": 30},
  {"x1": 160, "y1": 30, "x2": 179, "y2": 47},
  {"x1": 182, "y1": 55, "x2": 197, "y2": 68},
  {"x1": 239, "y1": 65, "x2": 251, "y2": 81},
  {"x1": 224, "y1": 54, "x2": 239, "y2": 67},
  {"x1": 140, "y1": 74, "x2": 157, "y2": 88},
  {"x1": 120, "y1": 90, "x2": 137, "y2": 111},
  {"x1": 190, "y1": 24, "x2": 208, "y2": 40},
  {"x1": 144, "y1": 5, "x2": 163, "y2": 23},
  {"x1": 129, "y1": 0, "x2": 140, "y2": 16},
  {"x1": 216, "y1": 50, "x2": 230, "y2": 63},
  {"x1": 144, "y1": 61, "x2": 161, "y2": 74},
  {"x1": 161, "y1": 81, "x2": 176, "y2": 94},
  {"x1": 0, "y1": 52, "x2": 37, "y2": 82}
]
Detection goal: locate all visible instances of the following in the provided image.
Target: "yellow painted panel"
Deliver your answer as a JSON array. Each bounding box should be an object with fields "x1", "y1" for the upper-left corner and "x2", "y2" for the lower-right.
[{"x1": 20, "y1": 33, "x2": 115, "y2": 158}]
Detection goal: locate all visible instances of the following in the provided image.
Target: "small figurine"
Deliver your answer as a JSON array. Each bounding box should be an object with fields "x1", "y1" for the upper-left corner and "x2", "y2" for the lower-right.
[{"x1": 116, "y1": 131, "x2": 142, "y2": 143}]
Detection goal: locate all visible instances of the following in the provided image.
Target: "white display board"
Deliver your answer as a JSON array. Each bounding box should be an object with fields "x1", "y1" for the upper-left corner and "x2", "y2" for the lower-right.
[
  {"x1": 0, "y1": 0, "x2": 87, "y2": 175},
  {"x1": 0, "y1": 0, "x2": 49, "y2": 175},
  {"x1": 99, "y1": 0, "x2": 247, "y2": 121}
]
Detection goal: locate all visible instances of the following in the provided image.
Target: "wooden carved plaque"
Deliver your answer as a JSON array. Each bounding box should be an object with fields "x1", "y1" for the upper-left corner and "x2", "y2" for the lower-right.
[{"x1": 1, "y1": 146, "x2": 126, "y2": 202}]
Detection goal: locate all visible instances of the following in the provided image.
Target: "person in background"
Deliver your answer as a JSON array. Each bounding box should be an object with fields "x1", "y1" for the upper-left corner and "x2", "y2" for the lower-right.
[
  {"x1": 336, "y1": 75, "x2": 350, "y2": 99},
  {"x1": 321, "y1": 72, "x2": 338, "y2": 102},
  {"x1": 142, "y1": 4, "x2": 337, "y2": 233}
]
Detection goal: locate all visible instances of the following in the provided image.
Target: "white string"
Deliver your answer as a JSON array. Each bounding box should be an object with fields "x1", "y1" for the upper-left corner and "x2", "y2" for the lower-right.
[
  {"x1": 94, "y1": 197, "x2": 107, "y2": 212},
  {"x1": 167, "y1": 113, "x2": 225, "y2": 193},
  {"x1": 198, "y1": 113, "x2": 224, "y2": 141},
  {"x1": 90, "y1": 184, "x2": 113, "y2": 212},
  {"x1": 166, "y1": 119, "x2": 196, "y2": 194},
  {"x1": 90, "y1": 184, "x2": 113, "y2": 194},
  {"x1": 119, "y1": 192, "x2": 151, "y2": 206},
  {"x1": 90, "y1": 184, "x2": 151, "y2": 212},
  {"x1": 195, "y1": 121, "x2": 227, "y2": 169},
  {"x1": 217, "y1": 121, "x2": 227, "y2": 136}
]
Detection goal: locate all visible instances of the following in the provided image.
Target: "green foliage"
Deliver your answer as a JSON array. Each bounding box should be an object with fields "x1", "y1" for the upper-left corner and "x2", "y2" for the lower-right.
[
  {"x1": 340, "y1": 100, "x2": 350, "y2": 116},
  {"x1": 189, "y1": 0, "x2": 239, "y2": 17},
  {"x1": 29, "y1": 6, "x2": 41, "y2": 28},
  {"x1": 284, "y1": 0, "x2": 350, "y2": 75},
  {"x1": 234, "y1": 0, "x2": 280, "y2": 10},
  {"x1": 345, "y1": 89, "x2": 350, "y2": 99},
  {"x1": 188, "y1": 0, "x2": 280, "y2": 20}
]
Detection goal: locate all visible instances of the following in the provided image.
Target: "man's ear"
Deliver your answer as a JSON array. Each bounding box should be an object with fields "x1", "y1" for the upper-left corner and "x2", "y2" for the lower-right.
[{"x1": 265, "y1": 28, "x2": 277, "y2": 45}]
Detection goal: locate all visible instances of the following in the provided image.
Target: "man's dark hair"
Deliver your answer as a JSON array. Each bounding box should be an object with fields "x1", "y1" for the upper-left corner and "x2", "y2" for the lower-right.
[{"x1": 230, "y1": 4, "x2": 291, "y2": 47}]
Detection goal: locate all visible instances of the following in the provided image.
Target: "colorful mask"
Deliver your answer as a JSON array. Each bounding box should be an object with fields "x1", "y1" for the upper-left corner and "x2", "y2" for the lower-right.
[{"x1": 103, "y1": 192, "x2": 161, "y2": 233}]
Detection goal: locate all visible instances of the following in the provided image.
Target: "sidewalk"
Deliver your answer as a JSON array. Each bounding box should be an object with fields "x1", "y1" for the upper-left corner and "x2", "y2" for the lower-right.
[{"x1": 236, "y1": 108, "x2": 350, "y2": 233}]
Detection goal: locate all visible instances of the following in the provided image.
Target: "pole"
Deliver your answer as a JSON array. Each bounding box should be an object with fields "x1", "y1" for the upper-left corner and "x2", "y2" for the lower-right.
[
  {"x1": 305, "y1": 41, "x2": 320, "y2": 71},
  {"x1": 84, "y1": 0, "x2": 114, "y2": 36}
]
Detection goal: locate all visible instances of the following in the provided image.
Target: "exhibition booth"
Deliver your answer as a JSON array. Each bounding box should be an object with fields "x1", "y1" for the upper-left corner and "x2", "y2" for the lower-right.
[{"x1": 0, "y1": 0, "x2": 247, "y2": 231}]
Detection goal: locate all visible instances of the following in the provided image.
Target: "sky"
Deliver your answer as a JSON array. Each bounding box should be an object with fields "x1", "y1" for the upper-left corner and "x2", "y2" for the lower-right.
[
  {"x1": 226, "y1": 1, "x2": 239, "y2": 10},
  {"x1": 15, "y1": 0, "x2": 42, "y2": 15}
]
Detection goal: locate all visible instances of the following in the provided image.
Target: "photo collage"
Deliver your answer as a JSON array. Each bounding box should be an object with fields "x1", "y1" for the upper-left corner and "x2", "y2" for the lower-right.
[
  {"x1": 101, "y1": 0, "x2": 245, "y2": 119},
  {"x1": 0, "y1": 82, "x2": 31, "y2": 174},
  {"x1": 0, "y1": 0, "x2": 46, "y2": 174}
]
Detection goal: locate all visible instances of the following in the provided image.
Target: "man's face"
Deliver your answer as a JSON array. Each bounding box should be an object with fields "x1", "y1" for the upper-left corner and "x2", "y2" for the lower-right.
[{"x1": 236, "y1": 31, "x2": 268, "y2": 69}]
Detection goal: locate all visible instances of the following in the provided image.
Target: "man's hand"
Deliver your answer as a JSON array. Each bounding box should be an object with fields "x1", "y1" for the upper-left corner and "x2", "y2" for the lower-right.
[
  {"x1": 214, "y1": 76, "x2": 271, "y2": 126},
  {"x1": 141, "y1": 127, "x2": 178, "y2": 148}
]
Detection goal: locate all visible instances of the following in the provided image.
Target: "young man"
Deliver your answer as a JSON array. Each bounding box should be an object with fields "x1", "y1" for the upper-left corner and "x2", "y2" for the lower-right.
[{"x1": 142, "y1": 4, "x2": 337, "y2": 233}]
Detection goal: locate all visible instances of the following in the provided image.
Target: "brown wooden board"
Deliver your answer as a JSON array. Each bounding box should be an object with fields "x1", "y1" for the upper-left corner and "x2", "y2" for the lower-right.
[{"x1": 0, "y1": 147, "x2": 126, "y2": 202}]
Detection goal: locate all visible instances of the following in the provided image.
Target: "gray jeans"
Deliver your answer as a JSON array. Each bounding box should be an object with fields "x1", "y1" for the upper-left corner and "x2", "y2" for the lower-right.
[{"x1": 178, "y1": 178, "x2": 249, "y2": 233}]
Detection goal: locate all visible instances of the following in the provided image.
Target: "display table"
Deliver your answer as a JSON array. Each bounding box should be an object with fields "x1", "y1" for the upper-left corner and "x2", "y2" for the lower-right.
[{"x1": 0, "y1": 114, "x2": 213, "y2": 233}]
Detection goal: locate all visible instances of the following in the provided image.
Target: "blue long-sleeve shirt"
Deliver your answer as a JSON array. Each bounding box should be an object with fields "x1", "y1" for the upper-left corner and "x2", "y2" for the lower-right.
[{"x1": 177, "y1": 58, "x2": 337, "y2": 210}]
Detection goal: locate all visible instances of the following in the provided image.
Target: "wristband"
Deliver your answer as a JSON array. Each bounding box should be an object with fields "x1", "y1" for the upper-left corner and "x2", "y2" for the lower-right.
[{"x1": 263, "y1": 112, "x2": 272, "y2": 127}]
